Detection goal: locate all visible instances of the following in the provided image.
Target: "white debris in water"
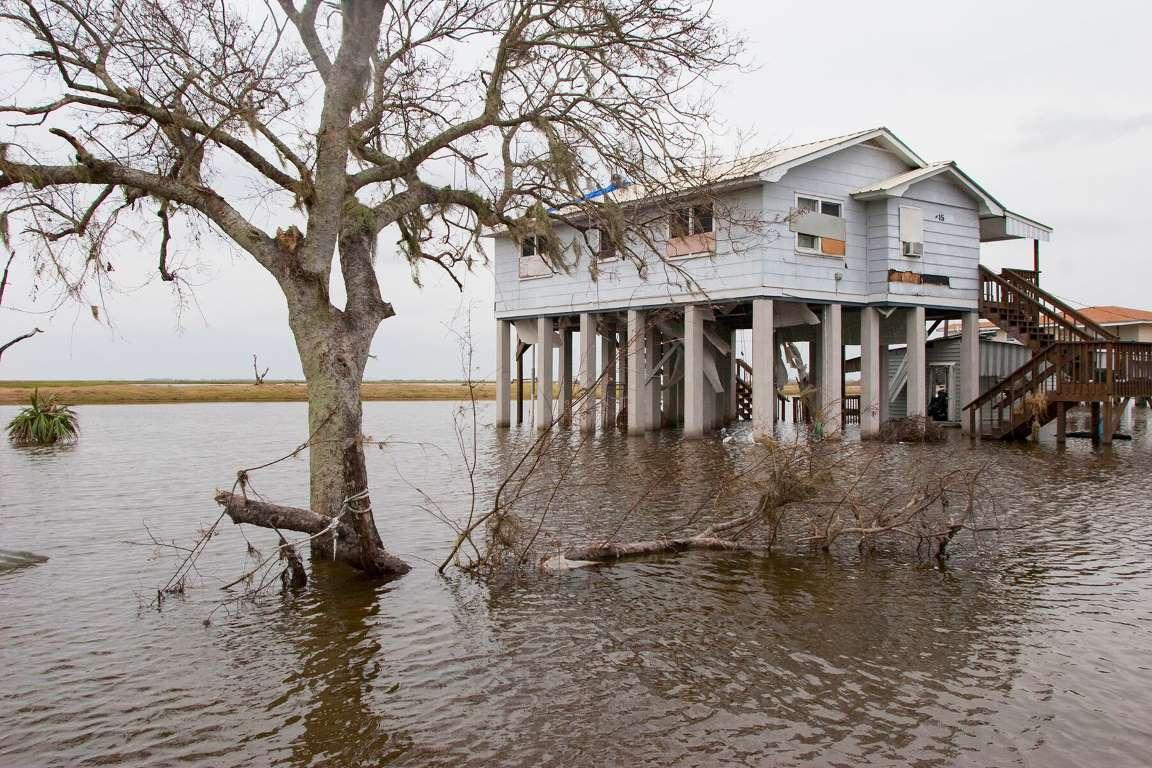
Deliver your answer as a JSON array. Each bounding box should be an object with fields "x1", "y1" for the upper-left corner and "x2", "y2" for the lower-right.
[{"x1": 539, "y1": 555, "x2": 599, "y2": 573}]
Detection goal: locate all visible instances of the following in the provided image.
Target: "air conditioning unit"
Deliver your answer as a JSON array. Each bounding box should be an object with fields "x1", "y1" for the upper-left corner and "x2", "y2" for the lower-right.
[{"x1": 902, "y1": 241, "x2": 923, "y2": 257}]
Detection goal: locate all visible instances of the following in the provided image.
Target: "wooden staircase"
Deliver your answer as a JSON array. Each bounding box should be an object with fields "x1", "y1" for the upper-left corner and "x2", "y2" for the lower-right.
[
  {"x1": 967, "y1": 266, "x2": 1152, "y2": 439},
  {"x1": 735, "y1": 358, "x2": 753, "y2": 420}
]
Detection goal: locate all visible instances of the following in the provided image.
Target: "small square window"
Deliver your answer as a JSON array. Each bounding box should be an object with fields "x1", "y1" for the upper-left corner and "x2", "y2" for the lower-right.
[
  {"x1": 821, "y1": 201, "x2": 842, "y2": 217},
  {"x1": 797, "y1": 233, "x2": 818, "y2": 250},
  {"x1": 797, "y1": 197, "x2": 819, "y2": 213},
  {"x1": 670, "y1": 209, "x2": 691, "y2": 239}
]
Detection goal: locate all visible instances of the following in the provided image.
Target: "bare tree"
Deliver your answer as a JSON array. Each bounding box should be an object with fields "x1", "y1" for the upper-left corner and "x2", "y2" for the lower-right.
[
  {"x1": 251, "y1": 353, "x2": 269, "y2": 385},
  {"x1": 0, "y1": 0, "x2": 744, "y2": 577},
  {"x1": 0, "y1": 252, "x2": 43, "y2": 363}
]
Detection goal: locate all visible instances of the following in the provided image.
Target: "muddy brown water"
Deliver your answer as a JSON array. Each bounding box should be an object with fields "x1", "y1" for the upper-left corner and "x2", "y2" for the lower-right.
[{"x1": 1, "y1": 402, "x2": 1150, "y2": 767}]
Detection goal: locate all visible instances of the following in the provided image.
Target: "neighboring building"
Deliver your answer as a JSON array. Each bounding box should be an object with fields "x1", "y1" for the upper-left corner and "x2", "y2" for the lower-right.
[
  {"x1": 488, "y1": 126, "x2": 1093, "y2": 439},
  {"x1": 1076, "y1": 306, "x2": 1152, "y2": 342}
]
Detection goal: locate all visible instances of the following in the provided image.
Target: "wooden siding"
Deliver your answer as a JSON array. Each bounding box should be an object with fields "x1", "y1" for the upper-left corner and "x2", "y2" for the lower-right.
[{"x1": 492, "y1": 143, "x2": 985, "y2": 319}]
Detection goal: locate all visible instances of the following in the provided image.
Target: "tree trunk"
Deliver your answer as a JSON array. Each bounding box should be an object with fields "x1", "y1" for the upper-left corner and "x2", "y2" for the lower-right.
[{"x1": 281, "y1": 274, "x2": 407, "y2": 578}]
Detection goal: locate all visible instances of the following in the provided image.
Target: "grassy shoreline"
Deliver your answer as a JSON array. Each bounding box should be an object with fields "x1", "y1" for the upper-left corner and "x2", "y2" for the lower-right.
[{"x1": 0, "y1": 380, "x2": 498, "y2": 405}]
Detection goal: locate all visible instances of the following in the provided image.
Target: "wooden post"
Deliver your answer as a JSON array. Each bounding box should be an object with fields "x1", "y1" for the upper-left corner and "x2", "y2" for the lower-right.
[
  {"x1": 516, "y1": 343, "x2": 525, "y2": 425},
  {"x1": 647, "y1": 322, "x2": 661, "y2": 431},
  {"x1": 578, "y1": 313, "x2": 597, "y2": 432},
  {"x1": 878, "y1": 343, "x2": 890, "y2": 424},
  {"x1": 906, "y1": 306, "x2": 927, "y2": 419},
  {"x1": 860, "y1": 306, "x2": 881, "y2": 436},
  {"x1": 1056, "y1": 401, "x2": 1067, "y2": 444},
  {"x1": 752, "y1": 299, "x2": 775, "y2": 439},
  {"x1": 496, "y1": 319, "x2": 511, "y2": 428},
  {"x1": 684, "y1": 304, "x2": 704, "y2": 438},
  {"x1": 1090, "y1": 401, "x2": 1101, "y2": 443},
  {"x1": 821, "y1": 304, "x2": 843, "y2": 434},
  {"x1": 600, "y1": 328, "x2": 617, "y2": 430},
  {"x1": 559, "y1": 326, "x2": 573, "y2": 427},
  {"x1": 728, "y1": 328, "x2": 738, "y2": 423},
  {"x1": 535, "y1": 316, "x2": 553, "y2": 431},
  {"x1": 1033, "y1": 239, "x2": 1041, "y2": 287},
  {"x1": 961, "y1": 311, "x2": 980, "y2": 435},
  {"x1": 627, "y1": 310, "x2": 646, "y2": 434},
  {"x1": 618, "y1": 333, "x2": 628, "y2": 429}
]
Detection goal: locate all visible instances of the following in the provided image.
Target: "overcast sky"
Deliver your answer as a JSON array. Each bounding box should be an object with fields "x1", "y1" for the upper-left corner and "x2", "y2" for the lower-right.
[{"x1": 2, "y1": 0, "x2": 1148, "y2": 381}]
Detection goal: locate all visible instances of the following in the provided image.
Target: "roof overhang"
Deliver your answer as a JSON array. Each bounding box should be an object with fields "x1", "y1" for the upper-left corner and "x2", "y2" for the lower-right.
[
  {"x1": 759, "y1": 127, "x2": 926, "y2": 183},
  {"x1": 852, "y1": 162, "x2": 1005, "y2": 217},
  {"x1": 979, "y1": 210, "x2": 1052, "y2": 242}
]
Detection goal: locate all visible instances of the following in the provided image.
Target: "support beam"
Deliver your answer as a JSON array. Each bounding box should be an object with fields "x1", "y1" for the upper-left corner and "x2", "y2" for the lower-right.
[
  {"x1": 684, "y1": 305, "x2": 705, "y2": 438},
  {"x1": 860, "y1": 307, "x2": 881, "y2": 436},
  {"x1": 496, "y1": 319, "x2": 511, "y2": 428},
  {"x1": 960, "y1": 311, "x2": 980, "y2": 435},
  {"x1": 878, "y1": 344, "x2": 890, "y2": 424},
  {"x1": 600, "y1": 328, "x2": 617, "y2": 430},
  {"x1": 516, "y1": 344, "x2": 525, "y2": 425},
  {"x1": 821, "y1": 304, "x2": 843, "y2": 434},
  {"x1": 727, "y1": 328, "x2": 738, "y2": 423},
  {"x1": 559, "y1": 326, "x2": 573, "y2": 427},
  {"x1": 535, "y1": 317, "x2": 554, "y2": 431},
  {"x1": 578, "y1": 313, "x2": 597, "y2": 432},
  {"x1": 1056, "y1": 401, "x2": 1067, "y2": 445},
  {"x1": 646, "y1": 322, "x2": 661, "y2": 430},
  {"x1": 905, "y1": 306, "x2": 927, "y2": 419},
  {"x1": 627, "y1": 310, "x2": 646, "y2": 434},
  {"x1": 752, "y1": 299, "x2": 775, "y2": 439}
]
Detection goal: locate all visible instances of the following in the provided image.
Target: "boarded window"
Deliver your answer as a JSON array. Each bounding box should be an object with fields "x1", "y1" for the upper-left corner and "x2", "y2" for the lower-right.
[
  {"x1": 792, "y1": 195, "x2": 845, "y2": 256},
  {"x1": 899, "y1": 206, "x2": 924, "y2": 255}
]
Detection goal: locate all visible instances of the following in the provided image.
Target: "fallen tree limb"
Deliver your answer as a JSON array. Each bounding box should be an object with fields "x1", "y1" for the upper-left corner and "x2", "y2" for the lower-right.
[
  {"x1": 564, "y1": 535, "x2": 763, "y2": 562},
  {"x1": 214, "y1": 491, "x2": 410, "y2": 577}
]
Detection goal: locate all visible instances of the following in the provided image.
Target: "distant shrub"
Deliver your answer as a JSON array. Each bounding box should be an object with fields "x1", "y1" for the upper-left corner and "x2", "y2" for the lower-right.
[
  {"x1": 865, "y1": 416, "x2": 946, "y2": 444},
  {"x1": 6, "y1": 390, "x2": 79, "y2": 446}
]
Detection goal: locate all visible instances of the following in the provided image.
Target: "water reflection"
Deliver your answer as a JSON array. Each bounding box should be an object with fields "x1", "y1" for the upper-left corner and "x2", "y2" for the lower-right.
[{"x1": 0, "y1": 402, "x2": 1149, "y2": 767}]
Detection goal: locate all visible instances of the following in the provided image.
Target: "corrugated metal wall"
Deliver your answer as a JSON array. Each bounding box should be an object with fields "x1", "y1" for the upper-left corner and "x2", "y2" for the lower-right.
[{"x1": 888, "y1": 337, "x2": 1030, "y2": 421}]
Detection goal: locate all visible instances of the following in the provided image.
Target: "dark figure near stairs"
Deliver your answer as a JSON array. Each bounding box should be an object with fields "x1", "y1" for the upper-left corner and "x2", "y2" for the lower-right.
[{"x1": 928, "y1": 386, "x2": 950, "y2": 422}]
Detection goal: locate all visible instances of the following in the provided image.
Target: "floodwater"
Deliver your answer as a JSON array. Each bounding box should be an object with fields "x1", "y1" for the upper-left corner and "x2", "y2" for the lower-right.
[{"x1": 1, "y1": 401, "x2": 1150, "y2": 767}]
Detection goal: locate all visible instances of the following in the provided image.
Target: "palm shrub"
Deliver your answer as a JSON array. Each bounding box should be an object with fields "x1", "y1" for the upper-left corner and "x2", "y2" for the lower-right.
[{"x1": 6, "y1": 390, "x2": 79, "y2": 446}]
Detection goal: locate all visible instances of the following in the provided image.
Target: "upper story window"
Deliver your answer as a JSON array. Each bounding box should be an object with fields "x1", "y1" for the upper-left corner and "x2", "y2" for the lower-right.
[
  {"x1": 518, "y1": 234, "x2": 555, "y2": 279},
  {"x1": 793, "y1": 195, "x2": 845, "y2": 256},
  {"x1": 665, "y1": 203, "x2": 716, "y2": 259},
  {"x1": 669, "y1": 204, "x2": 714, "y2": 239},
  {"x1": 592, "y1": 229, "x2": 617, "y2": 261}
]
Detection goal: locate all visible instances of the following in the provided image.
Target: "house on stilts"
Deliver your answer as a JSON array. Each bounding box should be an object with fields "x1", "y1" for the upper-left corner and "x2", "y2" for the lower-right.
[{"x1": 489, "y1": 127, "x2": 1152, "y2": 443}]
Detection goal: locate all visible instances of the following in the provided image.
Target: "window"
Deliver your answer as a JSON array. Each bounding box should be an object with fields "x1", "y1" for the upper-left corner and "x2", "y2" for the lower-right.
[
  {"x1": 518, "y1": 234, "x2": 554, "y2": 279},
  {"x1": 899, "y1": 206, "x2": 924, "y2": 258},
  {"x1": 669, "y1": 203, "x2": 714, "y2": 238},
  {"x1": 592, "y1": 229, "x2": 617, "y2": 261},
  {"x1": 794, "y1": 196, "x2": 844, "y2": 255}
]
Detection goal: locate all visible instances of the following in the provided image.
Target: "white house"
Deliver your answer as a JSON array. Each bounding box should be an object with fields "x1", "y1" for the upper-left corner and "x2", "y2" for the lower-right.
[{"x1": 489, "y1": 127, "x2": 1052, "y2": 438}]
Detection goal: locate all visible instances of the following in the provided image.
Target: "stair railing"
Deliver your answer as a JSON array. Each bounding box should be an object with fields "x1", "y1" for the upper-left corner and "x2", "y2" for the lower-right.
[
  {"x1": 997, "y1": 268, "x2": 1117, "y2": 343},
  {"x1": 980, "y1": 266, "x2": 1107, "y2": 345}
]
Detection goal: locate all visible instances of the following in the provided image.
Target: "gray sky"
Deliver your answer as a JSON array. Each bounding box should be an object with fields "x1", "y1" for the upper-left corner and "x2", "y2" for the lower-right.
[{"x1": 2, "y1": 0, "x2": 1149, "y2": 381}]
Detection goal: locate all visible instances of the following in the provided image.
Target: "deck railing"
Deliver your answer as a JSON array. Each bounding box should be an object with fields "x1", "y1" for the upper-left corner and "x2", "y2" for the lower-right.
[{"x1": 964, "y1": 341, "x2": 1152, "y2": 437}]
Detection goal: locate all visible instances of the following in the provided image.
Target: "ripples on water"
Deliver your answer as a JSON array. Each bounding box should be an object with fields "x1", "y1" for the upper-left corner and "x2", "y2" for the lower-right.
[{"x1": 1, "y1": 402, "x2": 1150, "y2": 767}]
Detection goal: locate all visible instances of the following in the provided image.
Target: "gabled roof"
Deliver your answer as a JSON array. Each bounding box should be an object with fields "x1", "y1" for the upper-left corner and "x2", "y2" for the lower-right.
[
  {"x1": 1078, "y1": 306, "x2": 1152, "y2": 325},
  {"x1": 852, "y1": 161, "x2": 1005, "y2": 217},
  {"x1": 747, "y1": 127, "x2": 927, "y2": 182}
]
